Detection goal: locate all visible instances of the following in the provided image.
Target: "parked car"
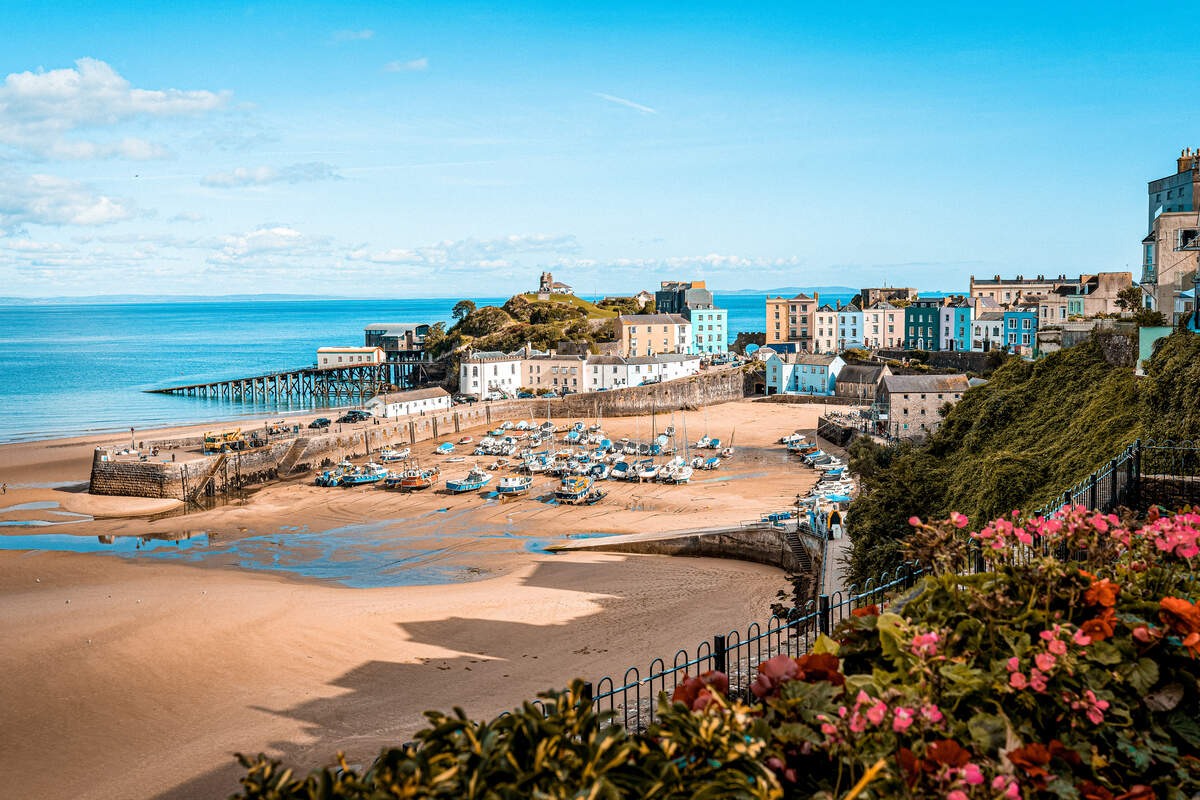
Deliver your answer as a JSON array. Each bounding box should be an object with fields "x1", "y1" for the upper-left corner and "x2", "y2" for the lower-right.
[
  {"x1": 308, "y1": 417, "x2": 331, "y2": 429},
  {"x1": 517, "y1": 391, "x2": 534, "y2": 398}
]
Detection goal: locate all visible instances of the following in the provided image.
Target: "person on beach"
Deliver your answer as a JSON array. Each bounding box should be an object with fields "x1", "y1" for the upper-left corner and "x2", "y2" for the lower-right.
[{"x1": 1, "y1": 483, "x2": 5, "y2": 494}]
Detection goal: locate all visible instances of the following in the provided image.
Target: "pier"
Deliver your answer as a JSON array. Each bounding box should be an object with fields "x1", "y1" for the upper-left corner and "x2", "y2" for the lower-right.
[{"x1": 146, "y1": 359, "x2": 443, "y2": 405}]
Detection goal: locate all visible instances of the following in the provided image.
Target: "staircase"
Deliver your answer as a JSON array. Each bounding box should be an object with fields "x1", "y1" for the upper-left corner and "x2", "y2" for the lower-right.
[
  {"x1": 276, "y1": 437, "x2": 310, "y2": 477},
  {"x1": 189, "y1": 453, "x2": 227, "y2": 502},
  {"x1": 784, "y1": 526, "x2": 815, "y2": 574}
]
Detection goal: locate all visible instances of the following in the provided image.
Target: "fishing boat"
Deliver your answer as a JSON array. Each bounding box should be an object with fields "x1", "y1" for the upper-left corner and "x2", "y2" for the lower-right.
[
  {"x1": 780, "y1": 433, "x2": 805, "y2": 445},
  {"x1": 555, "y1": 474, "x2": 593, "y2": 504},
  {"x1": 721, "y1": 430, "x2": 736, "y2": 459},
  {"x1": 610, "y1": 461, "x2": 630, "y2": 481},
  {"x1": 589, "y1": 463, "x2": 611, "y2": 480},
  {"x1": 342, "y1": 463, "x2": 387, "y2": 486},
  {"x1": 400, "y1": 465, "x2": 441, "y2": 490},
  {"x1": 436, "y1": 442, "x2": 455, "y2": 455},
  {"x1": 637, "y1": 461, "x2": 659, "y2": 482},
  {"x1": 496, "y1": 474, "x2": 533, "y2": 497},
  {"x1": 487, "y1": 458, "x2": 509, "y2": 470},
  {"x1": 378, "y1": 447, "x2": 411, "y2": 463},
  {"x1": 382, "y1": 470, "x2": 407, "y2": 488},
  {"x1": 314, "y1": 467, "x2": 347, "y2": 486},
  {"x1": 583, "y1": 489, "x2": 607, "y2": 505},
  {"x1": 446, "y1": 466, "x2": 492, "y2": 493}
]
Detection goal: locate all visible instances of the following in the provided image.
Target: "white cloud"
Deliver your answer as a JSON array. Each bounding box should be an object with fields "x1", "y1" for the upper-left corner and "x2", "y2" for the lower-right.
[
  {"x1": 209, "y1": 226, "x2": 330, "y2": 264},
  {"x1": 593, "y1": 92, "x2": 657, "y2": 114},
  {"x1": 168, "y1": 211, "x2": 208, "y2": 223},
  {"x1": 0, "y1": 57, "x2": 230, "y2": 159},
  {"x1": 384, "y1": 58, "x2": 428, "y2": 72},
  {"x1": 332, "y1": 29, "x2": 374, "y2": 42},
  {"x1": 200, "y1": 161, "x2": 343, "y2": 187},
  {"x1": 0, "y1": 172, "x2": 135, "y2": 232},
  {"x1": 349, "y1": 233, "x2": 578, "y2": 267}
]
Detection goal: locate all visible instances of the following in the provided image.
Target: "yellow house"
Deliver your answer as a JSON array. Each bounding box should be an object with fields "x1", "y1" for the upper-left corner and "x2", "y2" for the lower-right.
[{"x1": 614, "y1": 314, "x2": 693, "y2": 357}]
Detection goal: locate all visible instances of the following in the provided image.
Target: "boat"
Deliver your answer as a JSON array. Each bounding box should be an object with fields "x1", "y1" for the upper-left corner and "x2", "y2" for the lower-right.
[
  {"x1": 487, "y1": 458, "x2": 509, "y2": 470},
  {"x1": 701, "y1": 456, "x2": 721, "y2": 471},
  {"x1": 436, "y1": 442, "x2": 455, "y2": 455},
  {"x1": 555, "y1": 475, "x2": 593, "y2": 504},
  {"x1": 383, "y1": 470, "x2": 407, "y2": 488},
  {"x1": 400, "y1": 465, "x2": 441, "y2": 490},
  {"x1": 669, "y1": 465, "x2": 693, "y2": 484},
  {"x1": 458, "y1": 436, "x2": 473, "y2": 444},
  {"x1": 341, "y1": 463, "x2": 387, "y2": 485},
  {"x1": 445, "y1": 456, "x2": 467, "y2": 463},
  {"x1": 637, "y1": 461, "x2": 659, "y2": 482},
  {"x1": 583, "y1": 489, "x2": 607, "y2": 505},
  {"x1": 721, "y1": 430, "x2": 736, "y2": 459},
  {"x1": 496, "y1": 474, "x2": 533, "y2": 497},
  {"x1": 589, "y1": 463, "x2": 611, "y2": 480},
  {"x1": 314, "y1": 467, "x2": 347, "y2": 486},
  {"x1": 780, "y1": 433, "x2": 805, "y2": 445},
  {"x1": 610, "y1": 461, "x2": 630, "y2": 481},
  {"x1": 446, "y1": 466, "x2": 492, "y2": 493},
  {"x1": 378, "y1": 447, "x2": 411, "y2": 463},
  {"x1": 694, "y1": 435, "x2": 712, "y2": 449}
]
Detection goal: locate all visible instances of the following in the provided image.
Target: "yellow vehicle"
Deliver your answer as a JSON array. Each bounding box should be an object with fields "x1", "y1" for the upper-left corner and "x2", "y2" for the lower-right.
[
  {"x1": 265, "y1": 419, "x2": 291, "y2": 436},
  {"x1": 203, "y1": 429, "x2": 245, "y2": 454}
]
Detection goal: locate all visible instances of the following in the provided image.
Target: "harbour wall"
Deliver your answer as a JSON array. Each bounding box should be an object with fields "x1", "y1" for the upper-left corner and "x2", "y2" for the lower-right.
[{"x1": 89, "y1": 369, "x2": 748, "y2": 498}]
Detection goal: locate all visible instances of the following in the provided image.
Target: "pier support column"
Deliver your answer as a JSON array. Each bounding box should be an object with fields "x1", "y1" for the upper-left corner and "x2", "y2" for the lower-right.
[
  {"x1": 454, "y1": 413, "x2": 461, "y2": 433},
  {"x1": 408, "y1": 421, "x2": 416, "y2": 445},
  {"x1": 432, "y1": 418, "x2": 439, "y2": 440}
]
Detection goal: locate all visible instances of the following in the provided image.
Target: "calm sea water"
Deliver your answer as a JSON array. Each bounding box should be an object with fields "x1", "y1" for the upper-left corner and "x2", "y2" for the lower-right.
[{"x1": 0, "y1": 293, "x2": 840, "y2": 443}]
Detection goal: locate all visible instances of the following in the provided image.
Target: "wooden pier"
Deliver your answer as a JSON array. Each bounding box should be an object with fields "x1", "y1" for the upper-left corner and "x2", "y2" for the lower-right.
[{"x1": 146, "y1": 360, "x2": 443, "y2": 405}]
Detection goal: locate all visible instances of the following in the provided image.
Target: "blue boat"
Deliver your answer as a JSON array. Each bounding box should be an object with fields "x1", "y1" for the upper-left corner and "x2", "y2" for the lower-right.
[
  {"x1": 610, "y1": 461, "x2": 630, "y2": 481},
  {"x1": 446, "y1": 466, "x2": 492, "y2": 493},
  {"x1": 341, "y1": 463, "x2": 387, "y2": 486},
  {"x1": 555, "y1": 475, "x2": 593, "y2": 503},
  {"x1": 496, "y1": 474, "x2": 533, "y2": 496},
  {"x1": 436, "y1": 442, "x2": 455, "y2": 455}
]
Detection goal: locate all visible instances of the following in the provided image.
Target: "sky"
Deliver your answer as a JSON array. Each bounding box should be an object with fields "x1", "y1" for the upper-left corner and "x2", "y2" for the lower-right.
[{"x1": 0, "y1": 0, "x2": 1197, "y2": 298}]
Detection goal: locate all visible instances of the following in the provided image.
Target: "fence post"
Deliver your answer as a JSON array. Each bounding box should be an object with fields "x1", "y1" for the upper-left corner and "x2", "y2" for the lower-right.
[
  {"x1": 1108, "y1": 459, "x2": 1118, "y2": 512},
  {"x1": 1088, "y1": 472, "x2": 1097, "y2": 511},
  {"x1": 581, "y1": 681, "x2": 593, "y2": 707},
  {"x1": 713, "y1": 635, "x2": 727, "y2": 678},
  {"x1": 1132, "y1": 439, "x2": 1142, "y2": 509},
  {"x1": 818, "y1": 594, "x2": 831, "y2": 636}
]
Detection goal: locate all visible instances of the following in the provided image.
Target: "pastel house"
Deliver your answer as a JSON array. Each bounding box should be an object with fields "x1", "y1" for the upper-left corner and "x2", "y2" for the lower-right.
[{"x1": 765, "y1": 352, "x2": 846, "y2": 395}]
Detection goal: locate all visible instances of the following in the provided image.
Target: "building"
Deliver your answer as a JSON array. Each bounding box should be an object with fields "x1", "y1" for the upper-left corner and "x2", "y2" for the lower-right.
[
  {"x1": 458, "y1": 350, "x2": 523, "y2": 399},
  {"x1": 363, "y1": 323, "x2": 429, "y2": 355},
  {"x1": 1142, "y1": 212, "x2": 1199, "y2": 323},
  {"x1": 863, "y1": 301, "x2": 903, "y2": 348},
  {"x1": 764, "y1": 352, "x2": 845, "y2": 395},
  {"x1": 858, "y1": 287, "x2": 917, "y2": 308},
  {"x1": 614, "y1": 314, "x2": 692, "y2": 357},
  {"x1": 971, "y1": 312, "x2": 1005, "y2": 351},
  {"x1": 656, "y1": 281, "x2": 727, "y2": 354},
  {"x1": 765, "y1": 292, "x2": 819, "y2": 351},
  {"x1": 939, "y1": 300, "x2": 972, "y2": 351},
  {"x1": 968, "y1": 273, "x2": 1132, "y2": 313},
  {"x1": 1148, "y1": 148, "x2": 1200, "y2": 230},
  {"x1": 583, "y1": 353, "x2": 702, "y2": 391},
  {"x1": 584, "y1": 355, "x2": 629, "y2": 391},
  {"x1": 1002, "y1": 307, "x2": 1039, "y2": 355},
  {"x1": 364, "y1": 387, "x2": 451, "y2": 418},
  {"x1": 905, "y1": 297, "x2": 943, "y2": 350},
  {"x1": 634, "y1": 289, "x2": 654, "y2": 305},
  {"x1": 876, "y1": 374, "x2": 969, "y2": 439},
  {"x1": 537, "y1": 271, "x2": 572, "y2": 297},
  {"x1": 838, "y1": 304, "x2": 864, "y2": 349},
  {"x1": 834, "y1": 363, "x2": 891, "y2": 401},
  {"x1": 523, "y1": 353, "x2": 586, "y2": 393},
  {"x1": 813, "y1": 304, "x2": 839, "y2": 353},
  {"x1": 316, "y1": 346, "x2": 386, "y2": 369}
]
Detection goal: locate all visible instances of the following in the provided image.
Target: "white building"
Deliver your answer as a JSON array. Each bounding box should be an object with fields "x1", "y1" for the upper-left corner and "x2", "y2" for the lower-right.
[
  {"x1": 765, "y1": 352, "x2": 846, "y2": 396},
  {"x1": 971, "y1": 312, "x2": 1005, "y2": 352},
  {"x1": 458, "y1": 350, "x2": 523, "y2": 400},
  {"x1": 625, "y1": 353, "x2": 702, "y2": 385},
  {"x1": 364, "y1": 387, "x2": 452, "y2": 418},
  {"x1": 585, "y1": 355, "x2": 630, "y2": 391},
  {"x1": 317, "y1": 346, "x2": 385, "y2": 369}
]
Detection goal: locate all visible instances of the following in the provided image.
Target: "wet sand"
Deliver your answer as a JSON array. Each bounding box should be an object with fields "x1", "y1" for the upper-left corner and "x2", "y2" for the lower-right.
[{"x1": 0, "y1": 399, "x2": 843, "y2": 799}]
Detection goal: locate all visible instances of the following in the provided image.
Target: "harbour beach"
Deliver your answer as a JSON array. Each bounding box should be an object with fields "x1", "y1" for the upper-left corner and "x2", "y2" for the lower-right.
[{"x1": 0, "y1": 399, "x2": 838, "y2": 798}]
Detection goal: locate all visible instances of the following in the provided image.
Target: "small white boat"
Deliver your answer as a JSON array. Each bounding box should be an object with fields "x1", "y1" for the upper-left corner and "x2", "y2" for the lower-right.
[
  {"x1": 670, "y1": 465, "x2": 693, "y2": 484},
  {"x1": 378, "y1": 448, "x2": 410, "y2": 463},
  {"x1": 496, "y1": 474, "x2": 533, "y2": 497},
  {"x1": 446, "y1": 466, "x2": 492, "y2": 493},
  {"x1": 637, "y1": 462, "x2": 659, "y2": 481}
]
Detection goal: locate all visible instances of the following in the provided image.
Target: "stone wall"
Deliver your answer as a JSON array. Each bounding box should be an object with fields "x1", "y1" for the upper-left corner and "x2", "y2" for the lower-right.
[
  {"x1": 754, "y1": 394, "x2": 861, "y2": 407},
  {"x1": 540, "y1": 367, "x2": 746, "y2": 418},
  {"x1": 875, "y1": 349, "x2": 991, "y2": 373}
]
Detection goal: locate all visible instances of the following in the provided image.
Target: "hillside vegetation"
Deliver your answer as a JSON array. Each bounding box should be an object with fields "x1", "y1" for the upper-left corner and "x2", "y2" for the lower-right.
[{"x1": 848, "y1": 337, "x2": 1143, "y2": 583}]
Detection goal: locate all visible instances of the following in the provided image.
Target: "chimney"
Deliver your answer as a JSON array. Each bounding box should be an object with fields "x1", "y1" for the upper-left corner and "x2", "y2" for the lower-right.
[{"x1": 1180, "y1": 147, "x2": 1200, "y2": 173}]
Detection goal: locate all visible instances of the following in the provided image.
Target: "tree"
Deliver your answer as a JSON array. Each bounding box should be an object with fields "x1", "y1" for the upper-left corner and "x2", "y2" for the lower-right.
[
  {"x1": 1116, "y1": 285, "x2": 1143, "y2": 312},
  {"x1": 1132, "y1": 307, "x2": 1167, "y2": 327},
  {"x1": 452, "y1": 300, "x2": 477, "y2": 321}
]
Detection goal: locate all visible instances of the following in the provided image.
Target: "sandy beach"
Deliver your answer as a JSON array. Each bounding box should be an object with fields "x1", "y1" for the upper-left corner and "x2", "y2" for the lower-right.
[{"x1": 0, "y1": 399, "x2": 842, "y2": 799}]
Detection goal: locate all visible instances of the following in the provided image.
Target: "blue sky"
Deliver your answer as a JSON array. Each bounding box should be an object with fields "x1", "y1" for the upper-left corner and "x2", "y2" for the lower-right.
[{"x1": 1, "y1": 0, "x2": 1196, "y2": 297}]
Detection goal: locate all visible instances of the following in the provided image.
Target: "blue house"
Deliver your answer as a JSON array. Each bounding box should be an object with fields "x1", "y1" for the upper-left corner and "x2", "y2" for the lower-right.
[
  {"x1": 939, "y1": 301, "x2": 973, "y2": 351},
  {"x1": 765, "y1": 352, "x2": 846, "y2": 395},
  {"x1": 1002, "y1": 307, "x2": 1039, "y2": 354}
]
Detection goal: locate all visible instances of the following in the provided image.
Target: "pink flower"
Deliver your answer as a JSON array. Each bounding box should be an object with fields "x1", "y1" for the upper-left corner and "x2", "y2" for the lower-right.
[
  {"x1": 1009, "y1": 672, "x2": 1028, "y2": 689},
  {"x1": 866, "y1": 701, "x2": 887, "y2": 726},
  {"x1": 948, "y1": 792, "x2": 968, "y2": 800},
  {"x1": 1006, "y1": 656, "x2": 1020, "y2": 672},
  {"x1": 911, "y1": 631, "x2": 940, "y2": 657},
  {"x1": 848, "y1": 712, "x2": 866, "y2": 733},
  {"x1": 837, "y1": 705, "x2": 847, "y2": 718},
  {"x1": 908, "y1": 515, "x2": 921, "y2": 526},
  {"x1": 1086, "y1": 706, "x2": 1105, "y2": 724},
  {"x1": 1073, "y1": 629, "x2": 1091, "y2": 647},
  {"x1": 992, "y1": 776, "x2": 1007, "y2": 790},
  {"x1": 1048, "y1": 639, "x2": 1067, "y2": 656},
  {"x1": 1039, "y1": 628, "x2": 1056, "y2": 641},
  {"x1": 1006, "y1": 780, "x2": 1020, "y2": 799},
  {"x1": 1017, "y1": 530, "x2": 1033, "y2": 545},
  {"x1": 1029, "y1": 669, "x2": 1048, "y2": 692},
  {"x1": 892, "y1": 706, "x2": 914, "y2": 732},
  {"x1": 949, "y1": 511, "x2": 968, "y2": 528},
  {"x1": 820, "y1": 722, "x2": 837, "y2": 736},
  {"x1": 920, "y1": 703, "x2": 943, "y2": 723},
  {"x1": 1035, "y1": 652, "x2": 1057, "y2": 672},
  {"x1": 961, "y1": 763, "x2": 984, "y2": 785}
]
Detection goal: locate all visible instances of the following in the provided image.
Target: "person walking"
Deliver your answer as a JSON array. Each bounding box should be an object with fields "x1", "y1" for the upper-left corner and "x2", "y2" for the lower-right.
[{"x1": 1, "y1": 483, "x2": 6, "y2": 494}]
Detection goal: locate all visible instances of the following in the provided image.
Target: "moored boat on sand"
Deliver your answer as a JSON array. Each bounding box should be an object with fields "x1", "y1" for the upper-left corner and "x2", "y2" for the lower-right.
[
  {"x1": 400, "y1": 465, "x2": 441, "y2": 490},
  {"x1": 555, "y1": 474, "x2": 593, "y2": 503},
  {"x1": 446, "y1": 466, "x2": 492, "y2": 493}
]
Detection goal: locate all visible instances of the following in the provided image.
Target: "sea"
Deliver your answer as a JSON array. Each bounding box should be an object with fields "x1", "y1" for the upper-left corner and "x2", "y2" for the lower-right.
[{"x1": 0, "y1": 292, "x2": 854, "y2": 444}]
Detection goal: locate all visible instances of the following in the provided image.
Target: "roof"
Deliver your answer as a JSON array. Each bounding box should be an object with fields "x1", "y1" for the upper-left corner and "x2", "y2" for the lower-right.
[
  {"x1": 836, "y1": 364, "x2": 885, "y2": 383},
  {"x1": 816, "y1": 303, "x2": 837, "y2": 312},
  {"x1": 617, "y1": 313, "x2": 690, "y2": 325},
  {"x1": 866, "y1": 300, "x2": 896, "y2": 310},
  {"x1": 363, "y1": 323, "x2": 427, "y2": 333},
  {"x1": 463, "y1": 350, "x2": 521, "y2": 362},
  {"x1": 838, "y1": 303, "x2": 862, "y2": 312},
  {"x1": 551, "y1": 281, "x2": 572, "y2": 288},
  {"x1": 772, "y1": 352, "x2": 840, "y2": 365},
  {"x1": 882, "y1": 374, "x2": 970, "y2": 393},
  {"x1": 975, "y1": 311, "x2": 1005, "y2": 321},
  {"x1": 317, "y1": 346, "x2": 383, "y2": 353},
  {"x1": 586, "y1": 355, "x2": 626, "y2": 365},
  {"x1": 526, "y1": 353, "x2": 584, "y2": 362},
  {"x1": 626, "y1": 353, "x2": 702, "y2": 364},
  {"x1": 367, "y1": 387, "x2": 449, "y2": 404}
]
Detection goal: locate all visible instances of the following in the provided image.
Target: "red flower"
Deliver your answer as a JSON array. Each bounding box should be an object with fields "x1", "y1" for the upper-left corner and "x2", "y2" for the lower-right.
[
  {"x1": 1159, "y1": 597, "x2": 1200, "y2": 657},
  {"x1": 926, "y1": 739, "x2": 972, "y2": 767},
  {"x1": 794, "y1": 652, "x2": 846, "y2": 686},
  {"x1": 1007, "y1": 743, "x2": 1052, "y2": 780},
  {"x1": 852, "y1": 604, "x2": 880, "y2": 618},
  {"x1": 1084, "y1": 578, "x2": 1120, "y2": 608},
  {"x1": 671, "y1": 670, "x2": 728, "y2": 711},
  {"x1": 1081, "y1": 608, "x2": 1117, "y2": 642},
  {"x1": 1048, "y1": 739, "x2": 1081, "y2": 767},
  {"x1": 1077, "y1": 781, "x2": 1115, "y2": 800},
  {"x1": 897, "y1": 748, "x2": 926, "y2": 787}
]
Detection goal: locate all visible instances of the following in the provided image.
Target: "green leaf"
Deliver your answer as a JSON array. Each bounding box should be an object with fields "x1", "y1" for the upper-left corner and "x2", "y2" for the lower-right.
[
  {"x1": 1124, "y1": 657, "x2": 1160, "y2": 694},
  {"x1": 813, "y1": 633, "x2": 840, "y2": 655},
  {"x1": 874, "y1": 612, "x2": 907, "y2": 660},
  {"x1": 1086, "y1": 640, "x2": 1123, "y2": 665},
  {"x1": 967, "y1": 712, "x2": 1006, "y2": 752},
  {"x1": 1168, "y1": 711, "x2": 1200, "y2": 750}
]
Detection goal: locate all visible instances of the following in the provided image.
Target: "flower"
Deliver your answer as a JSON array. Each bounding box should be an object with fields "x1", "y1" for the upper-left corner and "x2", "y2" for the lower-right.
[
  {"x1": 1085, "y1": 577, "x2": 1120, "y2": 608},
  {"x1": 911, "y1": 631, "x2": 940, "y2": 657},
  {"x1": 1035, "y1": 652, "x2": 1057, "y2": 673},
  {"x1": 866, "y1": 700, "x2": 888, "y2": 726},
  {"x1": 892, "y1": 706, "x2": 914, "y2": 732},
  {"x1": 1006, "y1": 656, "x2": 1020, "y2": 672},
  {"x1": 1007, "y1": 742, "x2": 1052, "y2": 780},
  {"x1": 749, "y1": 655, "x2": 798, "y2": 699},
  {"x1": 1048, "y1": 638, "x2": 1067, "y2": 656},
  {"x1": 1081, "y1": 608, "x2": 1117, "y2": 642},
  {"x1": 1076, "y1": 780, "x2": 1115, "y2": 800},
  {"x1": 1159, "y1": 597, "x2": 1200, "y2": 654},
  {"x1": 926, "y1": 739, "x2": 972, "y2": 767},
  {"x1": 948, "y1": 792, "x2": 968, "y2": 800},
  {"x1": 949, "y1": 511, "x2": 968, "y2": 528},
  {"x1": 919, "y1": 703, "x2": 943, "y2": 723},
  {"x1": 793, "y1": 652, "x2": 846, "y2": 686},
  {"x1": 1029, "y1": 668, "x2": 1048, "y2": 692},
  {"x1": 851, "y1": 604, "x2": 879, "y2": 618},
  {"x1": 671, "y1": 670, "x2": 728, "y2": 712},
  {"x1": 1073, "y1": 628, "x2": 1092, "y2": 646},
  {"x1": 1009, "y1": 671, "x2": 1028, "y2": 689},
  {"x1": 908, "y1": 515, "x2": 921, "y2": 526},
  {"x1": 961, "y1": 763, "x2": 984, "y2": 785}
]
